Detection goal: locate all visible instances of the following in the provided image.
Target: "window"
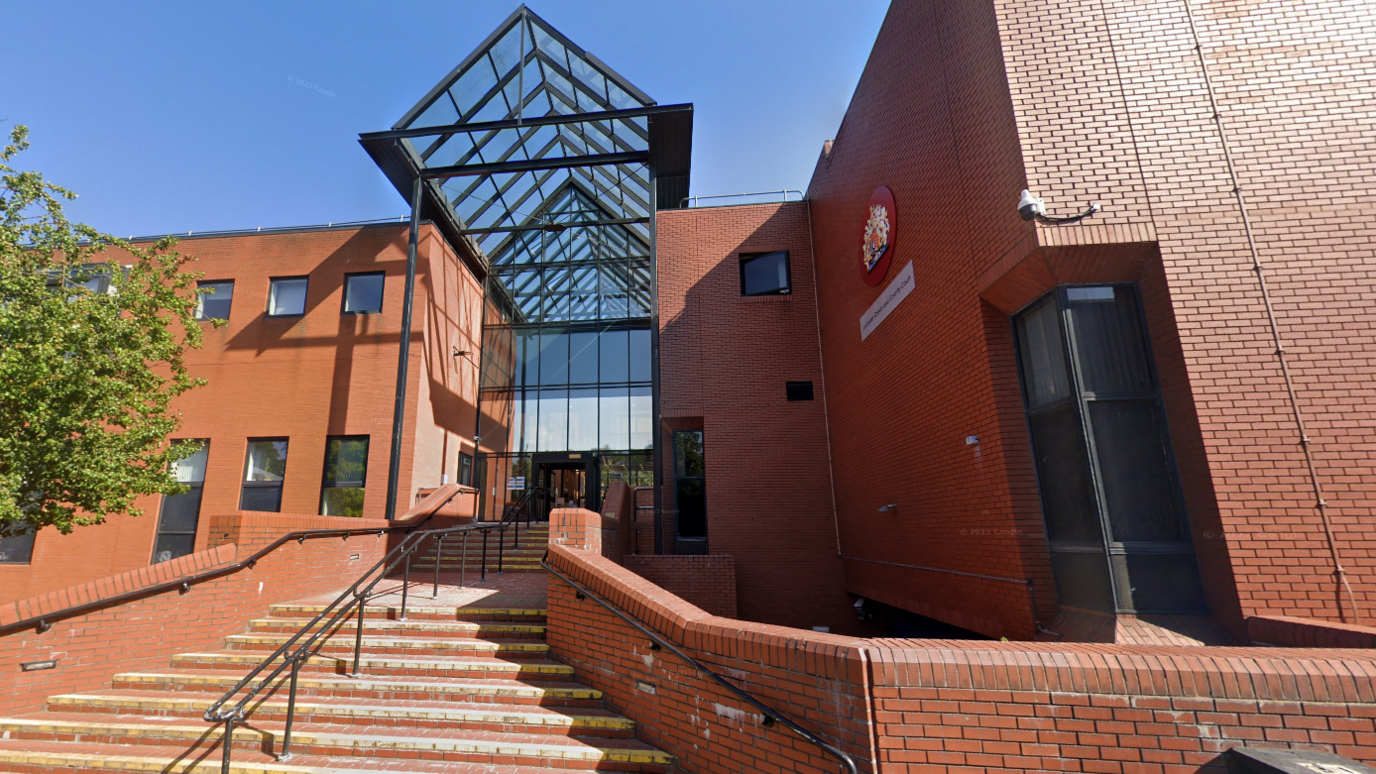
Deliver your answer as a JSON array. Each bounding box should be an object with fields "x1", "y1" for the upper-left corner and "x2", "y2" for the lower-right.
[
  {"x1": 740, "y1": 251, "x2": 791, "y2": 296},
  {"x1": 1014, "y1": 284, "x2": 1204, "y2": 614},
  {"x1": 786, "y1": 381, "x2": 814, "y2": 401},
  {"x1": 343, "y1": 272, "x2": 385, "y2": 315},
  {"x1": 241, "y1": 438, "x2": 288, "y2": 511},
  {"x1": 673, "y1": 430, "x2": 707, "y2": 541},
  {"x1": 320, "y1": 436, "x2": 368, "y2": 518},
  {"x1": 196, "y1": 281, "x2": 234, "y2": 321},
  {"x1": 267, "y1": 277, "x2": 308, "y2": 317},
  {"x1": 0, "y1": 524, "x2": 36, "y2": 564},
  {"x1": 153, "y1": 440, "x2": 209, "y2": 564},
  {"x1": 458, "y1": 452, "x2": 473, "y2": 487}
]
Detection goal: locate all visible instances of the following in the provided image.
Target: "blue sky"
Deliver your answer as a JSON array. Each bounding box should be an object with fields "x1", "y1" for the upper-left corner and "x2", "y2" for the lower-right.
[{"x1": 1, "y1": 2, "x2": 890, "y2": 238}]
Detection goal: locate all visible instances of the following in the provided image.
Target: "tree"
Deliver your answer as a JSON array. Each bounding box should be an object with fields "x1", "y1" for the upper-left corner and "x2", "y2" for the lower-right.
[{"x1": 0, "y1": 124, "x2": 213, "y2": 539}]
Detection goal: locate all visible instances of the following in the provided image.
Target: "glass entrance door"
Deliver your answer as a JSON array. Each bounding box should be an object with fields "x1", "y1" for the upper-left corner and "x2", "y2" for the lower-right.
[{"x1": 536, "y1": 464, "x2": 588, "y2": 521}]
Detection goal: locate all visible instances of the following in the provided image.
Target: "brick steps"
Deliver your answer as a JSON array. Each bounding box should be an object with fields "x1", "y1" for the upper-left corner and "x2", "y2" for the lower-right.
[
  {"x1": 111, "y1": 671, "x2": 603, "y2": 706},
  {"x1": 267, "y1": 602, "x2": 547, "y2": 623},
  {"x1": 168, "y1": 651, "x2": 576, "y2": 679},
  {"x1": 223, "y1": 633, "x2": 552, "y2": 657},
  {"x1": 0, "y1": 715, "x2": 671, "y2": 771},
  {"x1": 245, "y1": 618, "x2": 547, "y2": 639},
  {"x1": 46, "y1": 692, "x2": 635, "y2": 737}
]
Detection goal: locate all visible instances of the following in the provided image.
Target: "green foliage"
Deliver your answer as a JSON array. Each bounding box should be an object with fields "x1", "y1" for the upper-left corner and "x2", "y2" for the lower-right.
[{"x1": 0, "y1": 124, "x2": 214, "y2": 536}]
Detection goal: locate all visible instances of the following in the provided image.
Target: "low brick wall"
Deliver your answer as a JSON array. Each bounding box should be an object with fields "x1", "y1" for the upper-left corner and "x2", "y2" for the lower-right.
[
  {"x1": 623, "y1": 555, "x2": 737, "y2": 618},
  {"x1": 0, "y1": 511, "x2": 393, "y2": 716},
  {"x1": 1248, "y1": 615, "x2": 1376, "y2": 649},
  {"x1": 545, "y1": 544, "x2": 1376, "y2": 774}
]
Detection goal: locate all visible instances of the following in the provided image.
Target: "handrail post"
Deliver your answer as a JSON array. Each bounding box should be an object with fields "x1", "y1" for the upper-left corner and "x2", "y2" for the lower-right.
[
  {"x1": 433, "y1": 535, "x2": 443, "y2": 598},
  {"x1": 460, "y1": 532, "x2": 469, "y2": 588},
  {"x1": 351, "y1": 597, "x2": 366, "y2": 677},
  {"x1": 400, "y1": 550, "x2": 412, "y2": 621},
  {"x1": 279, "y1": 656, "x2": 301, "y2": 761},
  {"x1": 498, "y1": 525, "x2": 506, "y2": 573},
  {"x1": 220, "y1": 717, "x2": 235, "y2": 774},
  {"x1": 481, "y1": 529, "x2": 489, "y2": 580}
]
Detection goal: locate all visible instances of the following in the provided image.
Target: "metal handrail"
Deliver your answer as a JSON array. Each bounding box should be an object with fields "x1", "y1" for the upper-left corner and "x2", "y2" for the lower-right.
[
  {"x1": 541, "y1": 555, "x2": 860, "y2": 774},
  {"x1": 679, "y1": 189, "x2": 805, "y2": 208},
  {"x1": 204, "y1": 487, "x2": 546, "y2": 772}
]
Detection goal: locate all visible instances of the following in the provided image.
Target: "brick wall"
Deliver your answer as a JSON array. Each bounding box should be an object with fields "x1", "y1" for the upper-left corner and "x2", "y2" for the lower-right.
[
  {"x1": 623, "y1": 555, "x2": 738, "y2": 618},
  {"x1": 546, "y1": 543, "x2": 1376, "y2": 774},
  {"x1": 0, "y1": 510, "x2": 389, "y2": 716},
  {"x1": 657, "y1": 202, "x2": 864, "y2": 634}
]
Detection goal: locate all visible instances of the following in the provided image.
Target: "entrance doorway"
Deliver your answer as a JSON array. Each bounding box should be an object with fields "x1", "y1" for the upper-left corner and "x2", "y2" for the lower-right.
[{"x1": 532, "y1": 453, "x2": 601, "y2": 522}]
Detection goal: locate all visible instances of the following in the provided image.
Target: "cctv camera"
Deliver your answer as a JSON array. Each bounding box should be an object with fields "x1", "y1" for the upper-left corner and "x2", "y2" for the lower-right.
[{"x1": 1018, "y1": 190, "x2": 1045, "y2": 221}]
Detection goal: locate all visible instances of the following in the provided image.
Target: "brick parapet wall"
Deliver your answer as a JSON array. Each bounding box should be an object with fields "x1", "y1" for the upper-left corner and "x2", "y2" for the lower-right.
[
  {"x1": 623, "y1": 555, "x2": 738, "y2": 618},
  {"x1": 208, "y1": 511, "x2": 390, "y2": 553},
  {"x1": 547, "y1": 543, "x2": 1376, "y2": 774},
  {"x1": 0, "y1": 511, "x2": 392, "y2": 716},
  {"x1": 1248, "y1": 616, "x2": 1376, "y2": 651}
]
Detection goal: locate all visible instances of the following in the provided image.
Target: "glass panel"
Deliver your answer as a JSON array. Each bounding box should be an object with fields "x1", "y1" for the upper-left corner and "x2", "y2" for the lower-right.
[
  {"x1": 1111, "y1": 553, "x2": 1207, "y2": 613},
  {"x1": 151, "y1": 533, "x2": 196, "y2": 565},
  {"x1": 674, "y1": 431, "x2": 705, "y2": 477},
  {"x1": 742, "y1": 252, "x2": 790, "y2": 296},
  {"x1": 599, "y1": 388, "x2": 629, "y2": 451},
  {"x1": 1048, "y1": 550, "x2": 1115, "y2": 612},
  {"x1": 240, "y1": 484, "x2": 283, "y2": 512},
  {"x1": 1088, "y1": 400, "x2": 1186, "y2": 543},
  {"x1": 412, "y1": 92, "x2": 459, "y2": 130},
  {"x1": 268, "y1": 278, "x2": 308, "y2": 316},
  {"x1": 321, "y1": 487, "x2": 366, "y2": 518},
  {"x1": 538, "y1": 389, "x2": 568, "y2": 451},
  {"x1": 518, "y1": 391, "x2": 539, "y2": 453},
  {"x1": 459, "y1": 453, "x2": 473, "y2": 486},
  {"x1": 519, "y1": 330, "x2": 540, "y2": 388},
  {"x1": 630, "y1": 386, "x2": 652, "y2": 449},
  {"x1": 628, "y1": 329, "x2": 651, "y2": 382},
  {"x1": 1065, "y1": 286, "x2": 1152, "y2": 395},
  {"x1": 344, "y1": 274, "x2": 385, "y2": 314},
  {"x1": 1028, "y1": 404, "x2": 1103, "y2": 544},
  {"x1": 569, "y1": 332, "x2": 597, "y2": 383},
  {"x1": 675, "y1": 479, "x2": 707, "y2": 538},
  {"x1": 171, "y1": 441, "x2": 209, "y2": 483},
  {"x1": 600, "y1": 329, "x2": 628, "y2": 382},
  {"x1": 0, "y1": 526, "x2": 37, "y2": 564},
  {"x1": 157, "y1": 488, "x2": 203, "y2": 534},
  {"x1": 196, "y1": 281, "x2": 233, "y2": 321},
  {"x1": 539, "y1": 332, "x2": 569, "y2": 386},
  {"x1": 1016, "y1": 298, "x2": 1071, "y2": 409},
  {"x1": 323, "y1": 437, "x2": 369, "y2": 487},
  {"x1": 245, "y1": 440, "x2": 288, "y2": 482},
  {"x1": 568, "y1": 389, "x2": 599, "y2": 450}
]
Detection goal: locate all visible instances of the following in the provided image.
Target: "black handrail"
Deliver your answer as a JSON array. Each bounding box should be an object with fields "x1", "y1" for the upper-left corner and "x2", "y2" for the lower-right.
[
  {"x1": 542, "y1": 555, "x2": 860, "y2": 774},
  {"x1": 204, "y1": 487, "x2": 546, "y2": 772}
]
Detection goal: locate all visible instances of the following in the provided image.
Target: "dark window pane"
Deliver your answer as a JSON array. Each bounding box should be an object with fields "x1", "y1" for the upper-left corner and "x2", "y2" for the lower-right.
[
  {"x1": 323, "y1": 437, "x2": 369, "y2": 486},
  {"x1": 459, "y1": 453, "x2": 474, "y2": 486},
  {"x1": 0, "y1": 527, "x2": 36, "y2": 564},
  {"x1": 196, "y1": 281, "x2": 234, "y2": 321},
  {"x1": 1111, "y1": 553, "x2": 1207, "y2": 613},
  {"x1": 676, "y1": 479, "x2": 707, "y2": 538},
  {"x1": 1049, "y1": 550, "x2": 1115, "y2": 612},
  {"x1": 539, "y1": 333, "x2": 569, "y2": 386},
  {"x1": 741, "y1": 251, "x2": 790, "y2": 296},
  {"x1": 268, "y1": 278, "x2": 308, "y2": 316},
  {"x1": 519, "y1": 330, "x2": 540, "y2": 388},
  {"x1": 1028, "y1": 404, "x2": 1103, "y2": 544},
  {"x1": 600, "y1": 329, "x2": 628, "y2": 382},
  {"x1": 321, "y1": 487, "x2": 366, "y2": 518},
  {"x1": 1088, "y1": 400, "x2": 1186, "y2": 543},
  {"x1": 569, "y1": 332, "x2": 598, "y2": 384},
  {"x1": 151, "y1": 533, "x2": 196, "y2": 565},
  {"x1": 158, "y1": 488, "x2": 203, "y2": 533},
  {"x1": 786, "y1": 381, "x2": 814, "y2": 401},
  {"x1": 1016, "y1": 298, "x2": 1071, "y2": 409},
  {"x1": 674, "y1": 431, "x2": 705, "y2": 477},
  {"x1": 240, "y1": 484, "x2": 283, "y2": 512},
  {"x1": 1065, "y1": 286, "x2": 1152, "y2": 394},
  {"x1": 628, "y1": 329, "x2": 651, "y2": 382},
  {"x1": 344, "y1": 273, "x2": 385, "y2": 314}
]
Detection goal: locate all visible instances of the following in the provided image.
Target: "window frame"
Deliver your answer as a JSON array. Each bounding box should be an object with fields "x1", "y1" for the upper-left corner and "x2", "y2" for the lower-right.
[
  {"x1": 739, "y1": 250, "x2": 792, "y2": 297},
  {"x1": 240, "y1": 437, "x2": 289, "y2": 512},
  {"x1": 266, "y1": 276, "x2": 310, "y2": 318},
  {"x1": 458, "y1": 452, "x2": 474, "y2": 487},
  {"x1": 195, "y1": 280, "x2": 235, "y2": 322},
  {"x1": 152, "y1": 439, "x2": 210, "y2": 564},
  {"x1": 341, "y1": 272, "x2": 386, "y2": 316},
  {"x1": 672, "y1": 430, "x2": 707, "y2": 541},
  {"x1": 319, "y1": 435, "x2": 370, "y2": 518}
]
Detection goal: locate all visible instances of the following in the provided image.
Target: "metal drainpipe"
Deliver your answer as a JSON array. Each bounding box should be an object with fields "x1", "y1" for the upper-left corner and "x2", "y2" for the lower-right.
[
  {"x1": 805, "y1": 198, "x2": 845, "y2": 557},
  {"x1": 384, "y1": 176, "x2": 424, "y2": 521},
  {"x1": 1181, "y1": 0, "x2": 1359, "y2": 621}
]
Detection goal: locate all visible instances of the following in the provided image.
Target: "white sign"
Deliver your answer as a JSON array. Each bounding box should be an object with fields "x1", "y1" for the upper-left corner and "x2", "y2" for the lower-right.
[
  {"x1": 860, "y1": 261, "x2": 915, "y2": 341},
  {"x1": 506, "y1": 477, "x2": 525, "y2": 490}
]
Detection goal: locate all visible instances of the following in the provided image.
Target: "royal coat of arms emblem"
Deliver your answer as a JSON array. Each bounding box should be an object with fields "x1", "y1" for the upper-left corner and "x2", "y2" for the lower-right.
[{"x1": 860, "y1": 186, "x2": 896, "y2": 286}]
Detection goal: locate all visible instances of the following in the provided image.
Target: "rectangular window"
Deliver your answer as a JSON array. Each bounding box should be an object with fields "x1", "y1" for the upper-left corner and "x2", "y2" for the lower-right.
[
  {"x1": 740, "y1": 251, "x2": 791, "y2": 296},
  {"x1": 320, "y1": 436, "x2": 368, "y2": 518},
  {"x1": 153, "y1": 440, "x2": 209, "y2": 564},
  {"x1": 342, "y1": 272, "x2": 385, "y2": 315},
  {"x1": 673, "y1": 430, "x2": 707, "y2": 540},
  {"x1": 0, "y1": 524, "x2": 36, "y2": 564},
  {"x1": 195, "y1": 281, "x2": 234, "y2": 321},
  {"x1": 786, "y1": 381, "x2": 814, "y2": 401},
  {"x1": 241, "y1": 438, "x2": 288, "y2": 511},
  {"x1": 458, "y1": 452, "x2": 473, "y2": 487},
  {"x1": 267, "y1": 277, "x2": 308, "y2": 317}
]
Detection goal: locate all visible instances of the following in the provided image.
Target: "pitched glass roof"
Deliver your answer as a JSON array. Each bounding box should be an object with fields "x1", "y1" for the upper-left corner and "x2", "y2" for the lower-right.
[{"x1": 360, "y1": 6, "x2": 692, "y2": 275}]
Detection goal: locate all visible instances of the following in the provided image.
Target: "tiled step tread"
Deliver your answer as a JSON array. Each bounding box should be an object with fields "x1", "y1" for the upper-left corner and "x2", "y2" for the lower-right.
[
  {"x1": 269, "y1": 603, "x2": 547, "y2": 619},
  {"x1": 247, "y1": 619, "x2": 546, "y2": 636},
  {"x1": 47, "y1": 692, "x2": 632, "y2": 729},
  {"x1": 0, "y1": 714, "x2": 672, "y2": 763},
  {"x1": 169, "y1": 651, "x2": 575, "y2": 675},
  {"x1": 225, "y1": 634, "x2": 550, "y2": 653},
  {"x1": 112, "y1": 671, "x2": 601, "y2": 702},
  {"x1": 0, "y1": 739, "x2": 640, "y2": 774}
]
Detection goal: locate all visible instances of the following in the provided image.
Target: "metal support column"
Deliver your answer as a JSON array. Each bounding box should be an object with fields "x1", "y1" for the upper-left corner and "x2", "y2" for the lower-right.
[
  {"x1": 647, "y1": 154, "x2": 663, "y2": 555},
  {"x1": 385, "y1": 177, "x2": 424, "y2": 521}
]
